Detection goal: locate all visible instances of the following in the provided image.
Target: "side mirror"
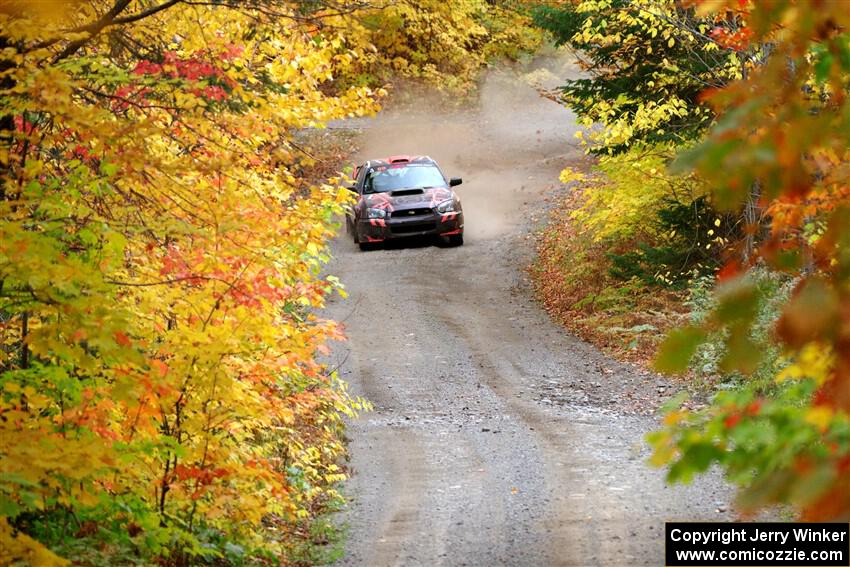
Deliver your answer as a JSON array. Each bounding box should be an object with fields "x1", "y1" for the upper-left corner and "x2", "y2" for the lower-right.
[
  {"x1": 345, "y1": 184, "x2": 358, "y2": 193},
  {"x1": 449, "y1": 177, "x2": 462, "y2": 187}
]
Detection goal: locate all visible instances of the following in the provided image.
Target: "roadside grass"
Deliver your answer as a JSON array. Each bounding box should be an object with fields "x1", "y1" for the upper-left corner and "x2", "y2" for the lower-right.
[
  {"x1": 530, "y1": 181, "x2": 795, "y2": 407},
  {"x1": 284, "y1": 493, "x2": 349, "y2": 566},
  {"x1": 294, "y1": 127, "x2": 364, "y2": 192},
  {"x1": 530, "y1": 187, "x2": 690, "y2": 367},
  {"x1": 273, "y1": 126, "x2": 366, "y2": 566},
  {"x1": 685, "y1": 269, "x2": 795, "y2": 398}
]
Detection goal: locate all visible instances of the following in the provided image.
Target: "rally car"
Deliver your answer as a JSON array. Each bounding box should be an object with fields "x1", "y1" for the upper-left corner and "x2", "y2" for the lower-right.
[{"x1": 345, "y1": 155, "x2": 464, "y2": 250}]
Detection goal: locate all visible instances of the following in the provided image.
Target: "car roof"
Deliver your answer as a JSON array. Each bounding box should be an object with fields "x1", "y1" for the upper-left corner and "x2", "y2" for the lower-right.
[{"x1": 363, "y1": 155, "x2": 436, "y2": 168}]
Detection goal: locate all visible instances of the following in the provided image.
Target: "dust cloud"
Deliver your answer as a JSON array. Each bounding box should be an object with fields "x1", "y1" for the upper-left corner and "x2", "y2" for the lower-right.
[
  {"x1": 326, "y1": 51, "x2": 740, "y2": 567},
  {"x1": 352, "y1": 51, "x2": 584, "y2": 241}
]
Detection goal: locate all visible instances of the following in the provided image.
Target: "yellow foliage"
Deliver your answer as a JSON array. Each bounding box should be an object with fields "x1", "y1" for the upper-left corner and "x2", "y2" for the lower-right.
[
  {"x1": 563, "y1": 0, "x2": 741, "y2": 151},
  {"x1": 0, "y1": 1, "x2": 378, "y2": 562},
  {"x1": 0, "y1": 518, "x2": 68, "y2": 567},
  {"x1": 777, "y1": 343, "x2": 835, "y2": 385},
  {"x1": 335, "y1": 0, "x2": 543, "y2": 93},
  {"x1": 570, "y1": 147, "x2": 707, "y2": 242},
  {"x1": 559, "y1": 166, "x2": 586, "y2": 184},
  {"x1": 804, "y1": 406, "x2": 834, "y2": 432}
]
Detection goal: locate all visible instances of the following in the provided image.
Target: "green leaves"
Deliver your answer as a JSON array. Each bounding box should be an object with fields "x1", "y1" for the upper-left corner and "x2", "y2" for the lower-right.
[
  {"x1": 667, "y1": 441, "x2": 724, "y2": 484},
  {"x1": 720, "y1": 326, "x2": 761, "y2": 374},
  {"x1": 655, "y1": 326, "x2": 706, "y2": 374},
  {"x1": 536, "y1": 1, "x2": 740, "y2": 154},
  {"x1": 657, "y1": 275, "x2": 773, "y2": 375},
  {"x1": 713, "y1": 278, "x2": 759, "y2": 325},
  {"x1": 0, "y1": 1, "x2": 384, "y2": 562},
  {"x1": 648, "y1": 0, "x2": 850, "y2": 522}
]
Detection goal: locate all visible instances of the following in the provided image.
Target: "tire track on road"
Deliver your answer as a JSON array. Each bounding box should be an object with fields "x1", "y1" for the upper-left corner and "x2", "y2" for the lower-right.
[{"x1": 329, "y1": 55, "x2": 733, "y2": 566}]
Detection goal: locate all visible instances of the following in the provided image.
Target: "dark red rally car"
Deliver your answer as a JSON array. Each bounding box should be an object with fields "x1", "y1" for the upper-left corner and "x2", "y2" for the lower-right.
[{"x1": 345, "y1": 155, "x2": 464, "y2": 250}]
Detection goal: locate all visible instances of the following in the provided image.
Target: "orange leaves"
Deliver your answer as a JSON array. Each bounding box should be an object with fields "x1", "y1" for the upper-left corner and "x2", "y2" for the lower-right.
[
  {"x1": 651, "y1": 0, "x2": 850, "y2": 522},
  {"x1": 723, "y1": 412, "x2": 742, "y2": 429},
  {"x1": 776, "y1": 278, "x2": 841, "y2": 350},
  {"x1": 709, "y1": 25, "x2": 752, "y2": 52},
  {"x1": 113, "y1": 331, "x2": 132, "y2": 348},
  {"x1": 716, "y1": 259, "x2": 742, "y2": 282},
  {"x1": 1, "y1": 1, "x2": 374, "y2": 562},
  {"x1": 149, "y1": 359, "x2": 169, "y2": 379},
  {"x1": 172, "y1": 464, "x2": 229, "y2": 485}
]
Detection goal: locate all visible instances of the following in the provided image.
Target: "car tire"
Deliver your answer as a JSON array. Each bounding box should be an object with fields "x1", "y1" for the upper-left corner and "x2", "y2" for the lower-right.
[
  {"x1": 447, "y1": 234, "x2": 464, "y2": 246},
  {"x1": 359, "y1": 241, "x2": 375, "y2": 251}
]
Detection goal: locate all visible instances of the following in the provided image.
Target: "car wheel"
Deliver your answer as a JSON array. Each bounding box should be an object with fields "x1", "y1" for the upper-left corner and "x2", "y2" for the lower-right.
[
  {"x1": 359, "y1": 241, "x2": 375, "y2": 251},
  {"x1": 447, "y1": 234, "x2": 464, "y2": 246}
]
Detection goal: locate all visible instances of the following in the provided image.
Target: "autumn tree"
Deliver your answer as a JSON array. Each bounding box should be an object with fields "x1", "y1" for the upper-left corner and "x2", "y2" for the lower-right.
[
  {"x1": 0, "y1": 1, "x2": 383, "y2": 563},
  {"x1": 650, "y1": 0, "x2": 850, "y2": 520},
  {"x1": 0, "y1": 0, "x2": 541, "y2": 563},
  {"x1": 531, "y1": 0, "x2": 750, "y2": 288},
  {"x1": 533, "y1": 0, "x2": 745, "y2": 153},
  {"x1": 340, "y1": 0, "x2": 543, "y2": 93}
]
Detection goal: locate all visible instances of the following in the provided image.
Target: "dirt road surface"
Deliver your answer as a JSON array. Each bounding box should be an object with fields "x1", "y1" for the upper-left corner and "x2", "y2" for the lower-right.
[{"x1": 325, "y1": 57, "x2": 730, "y2": 567}]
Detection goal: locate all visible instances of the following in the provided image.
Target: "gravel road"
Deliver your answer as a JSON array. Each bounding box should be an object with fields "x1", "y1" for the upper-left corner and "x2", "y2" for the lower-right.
[{"x1": 325, "y1": 56, "x2": 731, "y2": 567}]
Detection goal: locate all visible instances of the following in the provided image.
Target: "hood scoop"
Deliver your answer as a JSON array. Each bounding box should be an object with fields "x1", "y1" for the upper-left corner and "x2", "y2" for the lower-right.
[{"x1": 390, "y1": 188, "x2": 425, "y2": 197}]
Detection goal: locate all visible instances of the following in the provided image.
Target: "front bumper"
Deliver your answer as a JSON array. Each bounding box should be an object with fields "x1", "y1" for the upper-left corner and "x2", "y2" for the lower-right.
[{"x1": 358, "y1": 211, "x2": 464, "y2": 242}]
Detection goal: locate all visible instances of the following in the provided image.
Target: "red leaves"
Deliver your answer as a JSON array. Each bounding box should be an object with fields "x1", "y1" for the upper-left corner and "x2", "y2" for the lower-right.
[
  {"x1": 114, "y1": 331, "x2": 132, "y2": 348},
  {"x1": 172, "y1": 465, "x2": 230, "y2": 500},
  {"x1": 202, "y1": 85, "x2": 227, "y2": 102},
  {"x1": 710, "y1": 25, "x2": 753, "y2": 51},
  {"x1": 131, "y1": 60, "x2": 163, "y2": 76},
  {"x1": 172, "y1": 464, "x2": 228, "y2": 484},
  {"x1": 722, "y1": 401, "x2": 760, "y2": 430},
  {"x1": 220, "y1": 43, "x2": 244, "y2": 62},
  {"x1": 802, "y1": 484, "x2": 850, "y2": 522},
  {"x1": 71, "y1": 144, "x2": 91, "y2": 161},
  {"x1": 13, "y1": 115, "x2": 35, "y2": 135},
  {"x1": 158, "y1": 244, "x2": 302, "y2": 310},
  {"x1": 159, "y1": 245, "x2": 202, "y2": 279},
  {"x1": 724, "y1": 413, "x2": 742, "y2": 429},
  {"x1": 836, "y1": 454, "x2": 850, "y2": 474},
  {"x1": 149, "y1": 359, "x2": 169, "y2": 378},
  {"x1": 163, "y1": 51, "x2": 220, "y2": 81},
  {"x1": 716, "y1": 259, "x2": 742, "y2": 282},
  {"x1": 133, "y1": 51, "x2": 235, "y2": 86},
  {"x1": 130, "y1": 51, "x2": 235, "y2": 107}
]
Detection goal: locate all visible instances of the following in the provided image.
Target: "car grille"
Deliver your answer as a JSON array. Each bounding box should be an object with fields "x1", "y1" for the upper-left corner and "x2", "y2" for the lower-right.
[
  {"x1": 391, "y1": 208, "x2": 433, "y2": 218},
  {"x1": 391, "y1": 222, "x2": 436, "y2": 234}
]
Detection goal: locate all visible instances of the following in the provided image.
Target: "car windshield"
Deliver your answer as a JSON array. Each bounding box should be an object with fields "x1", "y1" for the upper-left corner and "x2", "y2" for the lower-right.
[{"x1": 364, "y1": 164, "x2": 445, "y2": 193}]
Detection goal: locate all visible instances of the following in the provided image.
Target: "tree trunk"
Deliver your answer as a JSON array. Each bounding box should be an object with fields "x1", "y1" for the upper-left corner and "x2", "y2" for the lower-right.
[
  {"x1": 742, "y1": 180, "x2": 761, "y2": 262},
  {"x1": 21, "y1": 311, "x2": 29, "y2": 369}
]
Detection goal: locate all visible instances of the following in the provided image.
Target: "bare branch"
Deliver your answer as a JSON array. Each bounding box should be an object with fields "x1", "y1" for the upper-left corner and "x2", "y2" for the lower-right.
[
  {"x1": 111, "y1": 0, "x2": 184, "y2": 25},
  {"x1": 54, "y1": 0, "x2": 134, "y2": 62}
]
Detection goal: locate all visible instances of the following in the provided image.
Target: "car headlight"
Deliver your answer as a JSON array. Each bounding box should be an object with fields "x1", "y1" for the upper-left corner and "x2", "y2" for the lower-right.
[
  {"x1": 436, "y1": 199, "x2": 455, "y2": 213},
  {"x1": 367, "y1": 207, "x2": 387, "y2": 219}
]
